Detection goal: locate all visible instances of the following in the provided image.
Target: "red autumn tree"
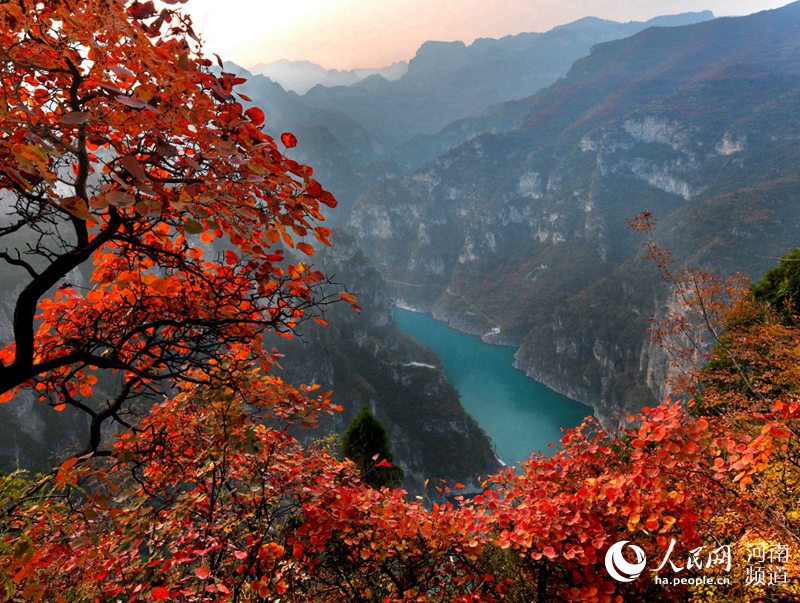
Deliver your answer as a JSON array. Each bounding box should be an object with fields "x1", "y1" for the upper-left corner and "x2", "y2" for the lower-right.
[{"x1": 0, "y1": 0, "x2": 342, "y2": 455}]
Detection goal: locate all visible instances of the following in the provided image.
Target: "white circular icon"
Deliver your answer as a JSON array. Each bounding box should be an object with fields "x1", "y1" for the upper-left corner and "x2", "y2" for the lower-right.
[{"x1": 605, "y1": 540, "x2": 647, "y2": 582}]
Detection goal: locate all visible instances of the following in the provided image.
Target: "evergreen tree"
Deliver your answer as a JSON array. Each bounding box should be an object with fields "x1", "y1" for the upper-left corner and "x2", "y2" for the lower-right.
[
  {"x1": 341, "y1": 407, "x2": 404, "y2": 488},
  {"x1": 753, "y1": 247, "x2": 800, "y2": 323}
]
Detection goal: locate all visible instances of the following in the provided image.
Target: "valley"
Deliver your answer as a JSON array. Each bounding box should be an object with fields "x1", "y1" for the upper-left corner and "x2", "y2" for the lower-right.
[{"x1": 3, "y1": 2, "x2": 800, "y2": 491}]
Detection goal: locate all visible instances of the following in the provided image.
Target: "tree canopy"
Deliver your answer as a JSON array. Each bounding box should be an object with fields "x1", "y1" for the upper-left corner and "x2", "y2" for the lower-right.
[
  {"x1": 0, "y1": 0, "x2": 344, "y2": 455},
  {"x1": 342, "y1": 406, "x2": 404, "y2": 488},
  {"x1": 752, "y1": 248, "x2": 800, "y2": 323}
]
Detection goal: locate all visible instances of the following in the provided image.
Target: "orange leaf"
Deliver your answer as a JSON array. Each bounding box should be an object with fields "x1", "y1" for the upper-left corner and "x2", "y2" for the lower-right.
[
  {"x1": 60, "y1": 196, "x2": 95, "y2": 223},
  {"x1": 296, "y1": 242, "x2": 314, "y2": 256},
  {"x1": 60, "y1": 457, "x2": 79, "y2": 471}
]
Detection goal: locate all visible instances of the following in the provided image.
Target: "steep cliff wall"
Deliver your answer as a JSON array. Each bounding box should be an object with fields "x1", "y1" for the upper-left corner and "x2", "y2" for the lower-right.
[{"x1": 349, "y1": 5, "x2": 800, "y2": 423}]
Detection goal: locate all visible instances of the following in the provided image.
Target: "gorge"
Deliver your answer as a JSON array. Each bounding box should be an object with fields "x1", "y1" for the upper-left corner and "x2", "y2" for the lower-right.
[{"x1": 3, "y1": 3, "x2": 800, "y2": 493}]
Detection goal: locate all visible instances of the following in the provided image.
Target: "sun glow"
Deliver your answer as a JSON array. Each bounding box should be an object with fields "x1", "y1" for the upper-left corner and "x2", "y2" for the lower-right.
[{"x1": 185, "y1": 0, "x2": 790, "y2": 71}]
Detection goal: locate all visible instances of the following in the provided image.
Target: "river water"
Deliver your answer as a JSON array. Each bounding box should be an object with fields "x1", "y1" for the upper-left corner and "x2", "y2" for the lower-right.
[{"x1": 394, "y1": 308, "x2": 593, "y2": 466}]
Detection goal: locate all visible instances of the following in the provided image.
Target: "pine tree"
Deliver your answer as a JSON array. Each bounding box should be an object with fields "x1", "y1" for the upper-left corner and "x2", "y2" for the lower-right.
[
  {"x1": 753, "y1": 247, "x2": 800, "y2": 323},
  {"x1": 341, "y1": 407, "x2": 404, "y2": 488}
]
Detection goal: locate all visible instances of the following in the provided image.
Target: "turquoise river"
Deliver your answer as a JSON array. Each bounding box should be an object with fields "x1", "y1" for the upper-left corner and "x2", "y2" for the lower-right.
[{"x1": 394, "y1": 308, "x2": 593, "y2": 466}]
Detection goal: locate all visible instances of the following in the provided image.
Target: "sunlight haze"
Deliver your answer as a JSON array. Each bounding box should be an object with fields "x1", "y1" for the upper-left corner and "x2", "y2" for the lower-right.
[{"x1": 184, "y1": 0, "x2": 793, "y2": 69}]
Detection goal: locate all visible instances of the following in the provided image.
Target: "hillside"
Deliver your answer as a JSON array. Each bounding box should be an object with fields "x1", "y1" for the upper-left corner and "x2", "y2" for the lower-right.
[
  {"x1": 349, "y1": 2, "x2": 800, "y2": 423},
  {"x1": 270, "y1": 231, "x2": 500, "y2": 492}
]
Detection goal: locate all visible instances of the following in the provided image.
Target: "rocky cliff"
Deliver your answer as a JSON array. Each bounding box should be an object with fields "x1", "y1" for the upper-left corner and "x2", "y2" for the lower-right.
[{"x1": 349, "y1": 3, "x2": 800, "y2": 424}]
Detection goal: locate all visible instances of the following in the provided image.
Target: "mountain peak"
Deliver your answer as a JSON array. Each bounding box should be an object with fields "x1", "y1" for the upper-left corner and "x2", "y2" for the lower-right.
[{"x1": 408, "y1": 40, "x2": 470, "y2": 74}]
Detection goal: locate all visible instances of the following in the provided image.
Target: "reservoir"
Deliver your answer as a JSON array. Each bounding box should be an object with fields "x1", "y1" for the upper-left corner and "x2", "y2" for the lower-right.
[{"x1": 394, "y1": 308, "x2": 593, "y2": 466}]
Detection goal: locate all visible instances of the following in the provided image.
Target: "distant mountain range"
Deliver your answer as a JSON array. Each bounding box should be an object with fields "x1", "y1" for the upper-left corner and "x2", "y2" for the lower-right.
[
  {"x1": 250, "y1": 59, "x2": 408, "y2": 94},
  {"x1": 300, "y1": 11, "x2": 715, "y2": 145},
  {"x1": 228, "y1": 10, "x2": 716, "y2": 219}
]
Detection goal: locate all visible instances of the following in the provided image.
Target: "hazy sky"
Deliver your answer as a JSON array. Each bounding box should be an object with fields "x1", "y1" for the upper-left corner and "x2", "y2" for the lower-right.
[{"x1": 183, "y1": 0, "x2": 792, "y2": 70}]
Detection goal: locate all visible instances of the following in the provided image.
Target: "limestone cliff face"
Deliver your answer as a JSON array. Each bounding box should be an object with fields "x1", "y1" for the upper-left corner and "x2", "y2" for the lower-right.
[{"x1": 349, "y1": 5, "x2": 800, "y2": 423}]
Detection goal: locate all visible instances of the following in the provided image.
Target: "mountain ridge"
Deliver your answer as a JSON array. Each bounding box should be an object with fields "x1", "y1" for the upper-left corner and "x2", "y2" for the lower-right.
[
  {"x1": 250, "y1": 59, "x2": 408, "y2": 94},
  {"x1": 300, "y1": 11, "x2": 716, "y2": 146}
]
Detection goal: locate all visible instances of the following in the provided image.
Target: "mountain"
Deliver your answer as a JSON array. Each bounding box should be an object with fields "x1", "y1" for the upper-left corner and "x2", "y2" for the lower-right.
[
  {"x1": 226, "y1": 13, "x2": 716, "y2": 219},
  {"x1": 250, "y1": 59, "x2": 407, "y2": 94},
  {"x1": 348, "y1": 2, "x2": 800, "y2": 424},
  {"x1": 301, "y1": 12, "x2": 715, "y2": 147}
]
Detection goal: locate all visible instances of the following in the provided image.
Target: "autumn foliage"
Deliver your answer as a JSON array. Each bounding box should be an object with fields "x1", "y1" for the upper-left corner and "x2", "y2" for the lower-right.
[
  {"x1": 1, "y1": 2, "x2": 799, "y2": 602},
  {"x1": 0, "y1": 0, "x2": 343, "y2": 452}
]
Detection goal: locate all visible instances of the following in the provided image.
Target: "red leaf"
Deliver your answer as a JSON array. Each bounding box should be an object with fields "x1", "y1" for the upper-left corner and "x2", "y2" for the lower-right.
[
  {"x1": 375, "y1": 459, "x2": 393, "y2": 468},
  {"x1": 120, "y1": 155, "x2": 148, "y2": 182},
  {"x1": 306, "y1": 179, "x2": 323, "y2": 197},
  {"x1": 318, "y1": 191, "x2": 338, "y2": 208},
  {"x1": 245, "y1": 107, "x2": 265, "y2": 126},
  {"x1": 280, "y1": 132, "x2": 297, "y2": 148},
  {"x1": 151, "y1": 586, "x2": 170, "y2": 600}
]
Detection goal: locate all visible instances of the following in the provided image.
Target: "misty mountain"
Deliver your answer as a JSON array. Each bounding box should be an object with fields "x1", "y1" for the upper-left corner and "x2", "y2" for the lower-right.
[
  {"x1": 250, "y1": 59, "x2": 407, "y2": 94},
  {"x1": 228, "y1": 11, "x2": 717, "y2": 219},
  {"x1": 220, "y1": 63, "x2": 385, "y2": 220},
  {"x1": 348, "y1": 2, "x2": 800, "y2": 423},
  {"x1": 301, "y1": 11, "x2": 714, "y2": 147}
]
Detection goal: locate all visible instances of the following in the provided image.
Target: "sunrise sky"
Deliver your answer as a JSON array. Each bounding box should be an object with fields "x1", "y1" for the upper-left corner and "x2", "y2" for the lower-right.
[{"x1": 183, "y1": 0, "x2": 792, "y2": 70}]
